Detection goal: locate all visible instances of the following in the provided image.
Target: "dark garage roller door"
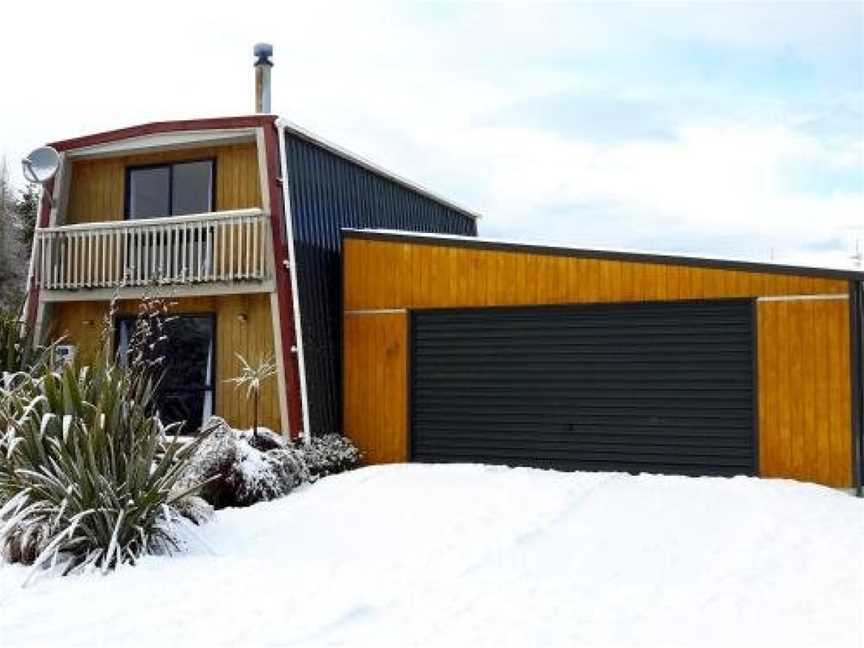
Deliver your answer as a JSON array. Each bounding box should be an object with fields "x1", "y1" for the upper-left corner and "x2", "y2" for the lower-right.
[{"x1": 410, "y1": 300, "x2": 756, "y2": 477}]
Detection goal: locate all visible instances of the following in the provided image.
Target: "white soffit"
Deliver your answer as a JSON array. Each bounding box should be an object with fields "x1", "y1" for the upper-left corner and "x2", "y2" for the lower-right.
[{"x1": 66, "y1": 129, "x2": 259, "y2": 160}]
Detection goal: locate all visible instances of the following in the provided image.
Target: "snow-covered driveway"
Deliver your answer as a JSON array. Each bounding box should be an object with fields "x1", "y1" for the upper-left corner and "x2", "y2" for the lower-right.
[{"x1": 2, "y1": 464, "x2": 862, "y2": 647}]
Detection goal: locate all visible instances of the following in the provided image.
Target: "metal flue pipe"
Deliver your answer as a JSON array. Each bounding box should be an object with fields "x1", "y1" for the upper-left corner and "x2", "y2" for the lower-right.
[{"x1": 254, "y1": 43, "x2": 273, "y2": 113}]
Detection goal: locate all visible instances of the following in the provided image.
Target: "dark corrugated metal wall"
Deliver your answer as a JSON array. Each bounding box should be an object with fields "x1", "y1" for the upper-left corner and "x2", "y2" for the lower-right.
[
  {"x1": 411, "y1": 300, "x2": 756, "y2": 477},
  {"x1": 284, "y1": 133, "x2": 477, "y2": 435}
]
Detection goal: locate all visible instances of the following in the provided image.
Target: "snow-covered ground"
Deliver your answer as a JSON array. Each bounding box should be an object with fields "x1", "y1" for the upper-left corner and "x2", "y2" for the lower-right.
[{"x1": 1, "y1": 464, "x2": 862, "y2": 647}]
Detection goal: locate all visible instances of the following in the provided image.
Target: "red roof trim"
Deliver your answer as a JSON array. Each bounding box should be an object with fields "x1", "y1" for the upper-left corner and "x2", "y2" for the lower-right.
[
  {"x1": 261, "y1": 124, "x2": 305, "y2": 439},
  {"x1": 50, "y1": 115, "x2": 277, "y2": 152}
]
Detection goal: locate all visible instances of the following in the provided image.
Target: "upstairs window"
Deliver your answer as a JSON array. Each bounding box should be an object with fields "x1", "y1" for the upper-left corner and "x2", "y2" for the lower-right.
[{"x1": 126, "y1": 159, "x2": 214, "y2": 219}]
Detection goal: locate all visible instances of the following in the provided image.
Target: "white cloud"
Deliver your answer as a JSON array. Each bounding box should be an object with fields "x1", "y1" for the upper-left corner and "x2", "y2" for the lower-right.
[
  {"x1": 475, "y1": 120, "x2": 862, "y2": 256},
  {"x1": 0, "y1": 0, "x2": 860, "y2": 267}
]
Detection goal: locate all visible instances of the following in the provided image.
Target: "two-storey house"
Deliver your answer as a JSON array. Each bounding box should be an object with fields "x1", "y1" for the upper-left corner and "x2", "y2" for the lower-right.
[{"x1": 24, "y1": 112, "x2": 478, "y2": 439}]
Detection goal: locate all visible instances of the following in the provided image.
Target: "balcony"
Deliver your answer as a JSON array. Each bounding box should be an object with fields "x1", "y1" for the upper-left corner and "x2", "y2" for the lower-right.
[{"x1": 33, "y1": 208, "x2": 273, "y2": 301}]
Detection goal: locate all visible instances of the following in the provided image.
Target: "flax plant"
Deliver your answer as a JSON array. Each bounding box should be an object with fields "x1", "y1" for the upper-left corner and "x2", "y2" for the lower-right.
[{"x1": 0, "y1": 296, "x2": 212, "y2": 581}]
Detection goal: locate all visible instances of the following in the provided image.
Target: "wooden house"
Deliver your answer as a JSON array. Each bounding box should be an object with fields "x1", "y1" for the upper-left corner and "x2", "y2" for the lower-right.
[
  {"x1": 22, "y1": 46, "x2": 862, "y2": 492},
  {"x1": 23, "y1": 113, "x2": 476, "y2": 440}
]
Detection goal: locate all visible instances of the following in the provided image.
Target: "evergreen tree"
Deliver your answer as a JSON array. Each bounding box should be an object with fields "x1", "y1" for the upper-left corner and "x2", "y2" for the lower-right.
[
  {"x1": 0, "y1": 161, "x2": 16, "y2": 289},
  {"x1": 14, "y1": 183, "x2": 39, "y2": 250},
  {"x1": 0, "y1": 160, "x2": 26, "y2": 308}
]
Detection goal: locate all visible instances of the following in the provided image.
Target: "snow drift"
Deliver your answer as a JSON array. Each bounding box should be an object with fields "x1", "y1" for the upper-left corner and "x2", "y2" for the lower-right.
[{"x1": 1, "y1": 464, "x2": 861, "y2": 648}]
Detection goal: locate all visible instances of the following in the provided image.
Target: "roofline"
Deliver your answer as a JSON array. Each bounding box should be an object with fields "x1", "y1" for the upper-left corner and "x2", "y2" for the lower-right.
[
  {"x1": 276, "y1": 117, "x2": 481, "y2": 221},
  {"x1": 343, "y1": 229, "x2": 864, "y2": 282},
  {"x1": 49, "y1": 115, "x2": 278, "y2": 151},
  {"x1": 45, "y1": 114, "x2": 480, "y2": 222}
]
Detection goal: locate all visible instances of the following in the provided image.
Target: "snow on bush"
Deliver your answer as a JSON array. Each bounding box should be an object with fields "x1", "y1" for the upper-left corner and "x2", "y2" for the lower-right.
[
  {"x1": 0, "y1": 298, "x2": 214, "y2": 580},
  {"x1": 170, "y1": 495, "x2": 214, "y2": 526},
  {"x1": 179, "y1": 420, "x2": 362, "y2": 509},
  {"x1": 177, "y1": 418, "x2": 309, "y2": 508},
  {"x1": 303, "y1": 434, "x2": 362, "y2": 481},
  {"x1": 0, "y1": 295, "x2": 363, "y2": 581}
]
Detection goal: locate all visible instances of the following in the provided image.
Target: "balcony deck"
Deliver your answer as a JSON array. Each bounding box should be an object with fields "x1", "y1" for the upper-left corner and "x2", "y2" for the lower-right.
[{"x1": 34, "y1": 208, "x2": 274, "y2": 301}]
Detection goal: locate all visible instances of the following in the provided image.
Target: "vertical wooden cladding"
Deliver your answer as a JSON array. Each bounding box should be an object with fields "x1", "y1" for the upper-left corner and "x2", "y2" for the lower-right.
[
  {"x1": 343, "y1": 236, "x2": 857, "y2": 487},
  {"x1": 51, "y1": 293, "x2": 280, "y2": 432},
  {"x1": 343, "y1": 239, "x2": 848, "y2": 310},
  {"x1": 65, "y1": 143, "x2": 262, "y2": 224},
  {"x1": 343, "y1": 312, "x2": 408, "y2": 463},
  {"x1": 758, "y1": 298, "x2": 851, "y2": 487}
]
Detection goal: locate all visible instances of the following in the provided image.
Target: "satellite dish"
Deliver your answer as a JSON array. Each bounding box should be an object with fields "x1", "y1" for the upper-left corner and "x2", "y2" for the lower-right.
[{"x1": 21, "y1": 146, "x2": 60, "y2": 185}]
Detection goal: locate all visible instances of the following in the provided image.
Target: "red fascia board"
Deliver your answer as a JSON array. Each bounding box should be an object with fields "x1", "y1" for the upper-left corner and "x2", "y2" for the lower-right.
[
  {"x1": 49, "y1": 115, "x2": 277, "y2": 151},
  {"x1": 261, "y1": 124, "x2": 305, "y2": 439}
]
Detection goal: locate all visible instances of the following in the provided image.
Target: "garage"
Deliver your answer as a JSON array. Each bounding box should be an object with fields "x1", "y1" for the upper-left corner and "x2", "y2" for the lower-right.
[
  {"x1": 342, "y1": 229, "x2": 863, "y2": 489},
  {"x1": 410, "y1": 300, "x2": 756, "y2": 477}
]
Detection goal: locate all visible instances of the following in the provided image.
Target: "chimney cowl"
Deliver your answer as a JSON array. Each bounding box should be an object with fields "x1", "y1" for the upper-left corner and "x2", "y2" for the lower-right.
[{"x1": 254, "y1": 42, "x2": 274, "y2": 67}]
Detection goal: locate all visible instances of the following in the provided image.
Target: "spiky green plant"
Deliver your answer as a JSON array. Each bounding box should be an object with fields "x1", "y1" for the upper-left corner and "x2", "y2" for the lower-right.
[
  {"x1": 226, "y1": 354, "x2": 277, "y2": 440},
  {"x1": 0, "y1": 298, "x2": 212, "y2": 581}
]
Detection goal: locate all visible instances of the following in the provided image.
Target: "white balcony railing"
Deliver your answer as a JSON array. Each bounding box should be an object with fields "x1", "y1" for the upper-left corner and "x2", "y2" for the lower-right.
[{"x1": 33, "y1": 208, "x2": 272, "y2": 291}]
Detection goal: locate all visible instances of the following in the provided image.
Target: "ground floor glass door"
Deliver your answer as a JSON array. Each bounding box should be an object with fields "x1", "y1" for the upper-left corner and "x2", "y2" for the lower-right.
[{"x1": 117, "y1": 314, "x2": 215, "y2": 433}]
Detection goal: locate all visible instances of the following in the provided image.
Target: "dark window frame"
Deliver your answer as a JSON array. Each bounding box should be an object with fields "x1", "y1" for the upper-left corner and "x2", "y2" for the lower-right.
[
  {"x1": 114, "y1": 312, "x2": 218, "y2": 434},
  {"x1": 124, "y1": 158, "x2": 217, "y2": 220}
]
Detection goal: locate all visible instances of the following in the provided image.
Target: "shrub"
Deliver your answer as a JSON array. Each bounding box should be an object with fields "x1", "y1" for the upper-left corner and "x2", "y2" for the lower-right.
[
  {"x1": 177, "y1": 418, "x2": 308, "y2": 509},
  {"x1": 302, "y1": 434, "x2": 362, "y2": 481},
  {"x1": 181, "y1": 423, "x2": 362, "y2": 509},
  {"x1": 0, "y1": 299, "x2": 213, "y2": 580}
]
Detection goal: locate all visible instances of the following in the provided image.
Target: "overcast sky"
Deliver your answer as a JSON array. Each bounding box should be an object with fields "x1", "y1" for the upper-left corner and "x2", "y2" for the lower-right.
[{"x1": 1, "y1": 1, "x2": 861, "y2": 266}]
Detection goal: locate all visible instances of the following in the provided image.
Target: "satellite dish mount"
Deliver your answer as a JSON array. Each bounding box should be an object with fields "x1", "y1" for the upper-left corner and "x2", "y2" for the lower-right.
[{"x1": 21, "y1": 146, "x2": 61, "y2": 207}]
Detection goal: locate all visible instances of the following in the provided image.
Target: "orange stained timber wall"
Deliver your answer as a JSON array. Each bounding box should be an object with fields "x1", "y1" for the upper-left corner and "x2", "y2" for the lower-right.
[
  {"x1": 758, "y1": 299, "x2": 851, "y2": 486},
  {"x1": 49, "y1": 293, "x2": 280, "y2": 433},
  {"x1": 64, "y1": 143, "x2": 262, "y2": 224},
  {"x1": 343, "y1": 312, "x2": 408, "y2": 464},
  {"x1": 343, "y1": 235, "x2": 855, "y2": 487}
]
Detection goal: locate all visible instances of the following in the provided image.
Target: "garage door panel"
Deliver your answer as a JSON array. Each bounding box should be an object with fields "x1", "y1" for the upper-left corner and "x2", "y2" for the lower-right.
[
  {"x1": 413, "y1": 352, "x2": 753, "y2": 365},
  {"x1": 414, "y1": 362, "x2": 753, "y2": 377},
  {"x1": 414, "y1": 392, "x2": 756, "y2": 405},
  {"x1": 412, "y1": 421, "x2": 755, "y2": 438},
  {"x1": 412, "y1": 450, "x2": 755, "y2": 473},
  {"x1": 418, "y1": 364, "x2": 750, "y2": 380},
  {"x1": 412, "y1": 447, "x2": 756, "y2": 468},
  {"x1": 414, "y1": 308, "x2": 750, "y2": 323},
  {"x1": 414, "y1": 381, "x2": 756, "y2": 395},
  {"x1": 415, "y1": 323, "x2": 753, "y2": 338},
  {"x1": 413, "y1": 439, "x2": 756, "y2": 459},
  {"x1": 411, "y1": 445, "x2": 756, "y2": 466},
  {"x1": 414, "y1": 361, "x2": 754, "y2": 375},
  {"x1": 413, "y1": 400, "x2": 755, "y2": 413},
  {"x1": 414, "y1": 336, "x2": 753, "y2": 349},
  {"x1": 411, "y1": 300, "x2": 756, "y2": 477},
  {"x1": 413, "y1": 427, "x2": 756, "y2": 447},
  {"x1": 414, "y1": 330, "x2": 754, "y2": 343}
]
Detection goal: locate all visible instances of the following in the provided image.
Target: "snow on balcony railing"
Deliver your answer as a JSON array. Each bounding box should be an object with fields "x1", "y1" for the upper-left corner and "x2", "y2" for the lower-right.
[{"x1": 33, "y1": 208, "x2": 271, "y2": 290}]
